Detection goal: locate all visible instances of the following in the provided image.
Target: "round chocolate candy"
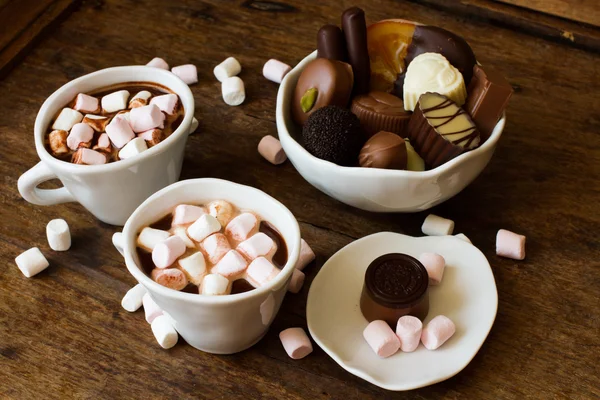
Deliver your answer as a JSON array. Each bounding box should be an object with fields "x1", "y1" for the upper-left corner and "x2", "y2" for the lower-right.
[
  {"x1": 358, "y1": 131, "x2": 407, "y2": 170},
  {"x1": 350, "y1": 91, "x2": 412, "y2": 137}
]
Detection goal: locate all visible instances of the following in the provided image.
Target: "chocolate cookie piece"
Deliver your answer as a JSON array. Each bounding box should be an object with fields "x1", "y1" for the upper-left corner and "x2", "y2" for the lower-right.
[
  {"x1": 317, "y1": 24, "x2": 348, "y2": 61},
  {"x1": 342, "y1": 7, "x2": 370, "y2": 95},
  {"x1": 350, "y1": 91, "x2": 412, "y2": 137},
  {"x1": 358, "y1": 131, "x2": 407, "y2": 170}
]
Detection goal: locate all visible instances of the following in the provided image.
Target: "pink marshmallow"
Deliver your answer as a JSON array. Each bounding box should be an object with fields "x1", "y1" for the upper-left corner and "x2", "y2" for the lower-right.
[
  {"x1": 246, "y1": 257, "x2": 279, "y2": 287},
  {"x1": 258, "y1": 135, "x2": 287, "y2": 165},
  {"x1": 146, "y1": 57, "x2": 169, "y2": 70},
  {"x1": 237, "y1": 232, "x2": 276, "y2": 260},
  {"x1": 279, "y1": 327, "x2": 313, "y2": 359},
  {"x1": 295, "y1": 239, "x2": 315, "y2": 271},
  {"x1": 66, "y1": 123, "x2": 94, "y2": 150},
  {"x1": 396, "y1": 315, "x2": 423, "y2": 352},
  {"x1": 95, "y1": 133, "x2": 111, "y2": 150},
  {"x1": 421, "y1": 315, "x2": 456, "y2": 350},
  {"x1": 287, "y1": 268, "x2": 305, "y2": 294},
  {"x1": 202, "y1": 233, "x2": 231, "y2": 264},
  {"x1": 172, "y1": 204, "x2": 207, "y2": 226},
  {"x1": 419, "y1": 252, "x2": 446, "y2": 285},
  {"x1": 225, "y1": 213, "x2": 258, "y2": 242},
  {"x1": 171, "y1": 64, "x2": 198, "y2": 85},
  {"x1": 263, "y1": 59, "x2": 291, "y2": 84},
  {"x1": 151, "y1": 268, "x2": 188, "y2": 291},
  {"x1": 129, "y1": 104, "x2": 165, "y2": 133},
  {"x1": 73, "y1": 148, "x2": 106, "y2": 165},
  {"x1": 74, "y1": 93, "x2": 99, "y2": 113},
  {"x1": 212, "y1": 250, "x2": 248, "y2": 278},
  {"x1": 105, "y1": 115, "x2": 135, "y2": 148},
  {"x1": 363, "y1": 320, "x2": 401, "y2": 358},
  {"x1": 496, "y1": 229, "x2": 526, "y2": 260},
  {"x1": 152, "y1": 236, "x2": 186, "y2": 268},
  {"x1": 150, "y1": 93, "x2": 179, "y2": 115},
  {"x1": 142, "y1": 293, "x2": 163, "y2": 323}
]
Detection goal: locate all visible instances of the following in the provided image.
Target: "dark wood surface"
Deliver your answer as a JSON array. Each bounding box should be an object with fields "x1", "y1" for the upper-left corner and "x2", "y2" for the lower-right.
[{"x1": 1, "y1": 0, "x2": 599, "y2": 398}]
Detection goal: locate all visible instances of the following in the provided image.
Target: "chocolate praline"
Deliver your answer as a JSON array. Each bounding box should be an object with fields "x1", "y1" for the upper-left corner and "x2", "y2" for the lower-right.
[
  {"x1": 360, "y1": 253, "x2": 429, "y2": 326},
  {"x1": 350, "y1": 91, "x2": 412, "y2": 137},
  {"x1": 358, "y1": 131, "x2": 407, "y2": 170}
]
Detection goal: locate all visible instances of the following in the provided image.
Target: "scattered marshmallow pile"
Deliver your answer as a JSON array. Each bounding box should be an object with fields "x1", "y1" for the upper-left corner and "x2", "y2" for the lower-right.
[
  {"x1": 213, "y1": 57, "x2": 245, "y2": 106},
  {"x1": 14, "y1": 219, "x2": 71, "y2": 277},
  {"x1": 147, "y1": 57, "x2": 198, "y2": 85}
]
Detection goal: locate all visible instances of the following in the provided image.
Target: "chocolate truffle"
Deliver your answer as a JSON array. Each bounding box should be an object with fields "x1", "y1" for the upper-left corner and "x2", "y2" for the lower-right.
[
  {"x1": 360, "y1": 253, "x2": 429, "y2": 326},
  {"x1": 302, "y1": 106, "x2": 365, "y2": 166},
  {"x1": 292, "y1": 58, "x2": 354, "y2": 126},
  {"x1": 350, "y1": 91, "x2": 412, "y2": 137},
  {"x1": 358, "y1": 131, "x2": 407, "y2": 170}
]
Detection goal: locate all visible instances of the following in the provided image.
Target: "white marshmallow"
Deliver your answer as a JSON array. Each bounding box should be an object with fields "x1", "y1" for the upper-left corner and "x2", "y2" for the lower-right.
[
  {"x1": 422, "y1": 214, "x2": 455, "y2": 236},
  {"x1": 237, "y1": 232, "x2": 276, "y2": 260},
  {"x1": 246, "y1": 257, "x2": 279, "y2": 287},
  {"x1": 137, "y1": 227, "x2": 171, "y2": 251},
  {"x1": 202, "y1": 233, "x2": 231, "y2": 264},
  {"x1": 212, "y1": 250, "x2": 248, "y2": 278},
  {"x1": 189, "y1": 117, "x2": 199, "y2": 135},
  {"x1": 150, "y1": 93, "x2": 179, "y2": 115},
  {"x1": 396, "y1": 315, "x2": 423, "y2": 352},
  {"x1": 151, "y1": 315, "x2": 178, "y2": 349},
  {"x1": 121, "y1": 283, "x2": 147, "y2": 312},
  {"x1": 454, "y1": 233, "x2": 472, "y2": 244},
  {"x1": 129, "y1": 104, "x2": 165, "y2": 133},
  {"x1": 152, "y1": 236, "x2": 186, "y2": 268},
  {"x1": 74, "y1": 93, "x2": 99, "y2": 113},
  {"x1": 66, "y1": 123, "x2": 94, "y2": 150},
  {"x1": 263, "y1": 59, "x2": 291, "y2": 84},
  {"x1": 295, "y1": 239, "x2": 315, "y2": 271},
  {"x1": 143, "y1": 292, "x2": 163, "y2": 323},
  {"x1": 173, "y1": 227, "x2": 195, "y2": 248},
  {"x1": 208, "y1": 200, "x2": 235, "y2": 226},
  {"x1": 172, "y1": 204, "x2": 207, "y2": 226},
  {"x1": 129, "y1": 90, "x2": 152, "y2": 108},
  {"x1": 52, "y1": 108, "x2": 83, "y2": 131},
  {"x1": 201, "y1": 273, "x2": 230, "y2": 295},
  {"x1": 146, "y1": 57, "x2": 169, "y2": 70},
  {"x1": 46, "y1": 219, "x2": 71, "y2": 251},
  {"x1": 213, "y1": 57, "x2": 242, "y2": 82},
  {"x1": 178, "y1": 252, "x2": 207, "y2": 285},
  {"x1": 225, "y1": 212, "x2": 258, "y2": 242},
  {"x1": 118, "y1": 137, "x2": 148, "y2": 160},
  {"x1": 101, "y1": 90, "x2": 130, "y2": 113},
  {"x1": 105, "y1": 115, "x2": 135, "y2": 148},
  {"x1": 15, "y1": 247, "x2": 49, "y2": 278},
  {"x1": 221, "y1": 76, "x2": 245, "y2": 106},
  {"x1": 187, "y1": 214, "x2": 221, "y2": 242}
]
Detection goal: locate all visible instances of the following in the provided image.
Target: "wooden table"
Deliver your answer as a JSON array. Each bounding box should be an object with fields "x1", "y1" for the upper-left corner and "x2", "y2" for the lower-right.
[{"x1": 1, "y1": 1, "x2": 598, "y2": 398}]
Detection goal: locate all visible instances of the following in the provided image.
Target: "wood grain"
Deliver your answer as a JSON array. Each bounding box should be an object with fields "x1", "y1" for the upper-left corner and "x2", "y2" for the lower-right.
[
  {"x1": 0, "y1": 0, "x2": 599, "y2": 399},
  {"x1": 495, "y1": 0, "x2": 600, "y2": 28}
]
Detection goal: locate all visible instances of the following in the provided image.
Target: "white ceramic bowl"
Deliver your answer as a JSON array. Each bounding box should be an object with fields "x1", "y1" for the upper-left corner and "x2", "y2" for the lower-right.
[{"x1": 276, "y1": 51, "x2": 506, "y2": 212}]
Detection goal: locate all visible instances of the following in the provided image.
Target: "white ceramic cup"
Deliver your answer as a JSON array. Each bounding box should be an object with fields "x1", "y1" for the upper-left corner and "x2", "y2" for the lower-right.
[
  {"x1": 114, "y1": 178, "x2": 301, "y2": 354},
  {"x1": 17, "y1": 66, "x2": 195, "y2": 226}
]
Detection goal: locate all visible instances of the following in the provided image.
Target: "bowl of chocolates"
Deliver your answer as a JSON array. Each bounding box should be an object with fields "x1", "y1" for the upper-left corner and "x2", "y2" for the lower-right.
[{"x1": 276, "y1": 8, "x2": 513, "y2": 212}]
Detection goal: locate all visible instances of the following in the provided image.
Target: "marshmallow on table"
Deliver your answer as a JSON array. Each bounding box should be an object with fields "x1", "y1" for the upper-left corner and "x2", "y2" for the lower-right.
[
  {"x1": 172, "y1": 204, "x2": 207, "y2": 226},
  {"x1": 287, "y1": 269, "x2": 305, "y2": 294},
  {"x1": 201, "y1": 273, "x2": 230, "y2": 295},
  {"x1": 258, "y1": 135, "x2": 287, "y2": 165},
  {"x1": 454, "y1": 233, "x2": 472, "y2": 244},
  {"x1": 119, "y1": 137, "x2": 148, "y2": 160},
  {"x1": 419, "y1": 252, "x2": 446, "y2": 285},
  {"x1": 237, "y1": 232, "x2": 276, "y2": 260},
  {"x1": 173, "y1": 227, "x2": 195, "y2": 248},
  {"x1": 151, "y1": 315, "x2": 178, "y2": 349},
  {"x1": 49, "y1": 130, "x2": 68, "y2": 155},
  {"x1": 202, "y1": 233, "x2": 231, "y2": 264},
  {"x1": 421, "y1": 315, "x2": 456, "y2": 350},
  {"x1": 74, "y1": 93, "x2": 99, "y2": 113},
  {"x1": 246, "y1": 257, "x2": 279, "y2": 287},
  {"x1": 105, "y1": 115, "x2": 135, "y2": 148},
  {"x1": 138, "y1": 128, "x2": 164, "y2": 147},
  {"x1": 295, "y1": 239, "x2": 315, "y2": 271},
  {"x1": 101, "y1": 90, "x2": 130, "y2": 113},
  {"x1": 143, "y1": 292, "x2": 164, "y2": 323},
  {"x1": 121, "y1": 283, "x2": 147, "y2": 312},
  {"x1": 189, "y1": 117, "x2": 199, "y2": 135},
  {"x1": 67, "y1": 123, "x2": 94, "y2": 150},
  {"x1": 15, "y1": 247, "x2": 49, "y2": 278},
  {"x1": 187, "y1": 214, "x2": 221, "y2": 242},
  {"x1": 151, "y1": 268, "x2": 188, "y2": 290},
  {"x1": 129, "y1": 104, "x2": 165, "y2": 133},
  {"x1": 225, "y1": 212, "x2": 258, "y2": 242},
  {"x1": 52, "y1": 108, "x2": 83, "y2": 131},
  {"x1": 178, "y1": 252, "x2": 207, "y2": 285},
  {"x1": 150, "y1": 93, "x2": 179, "y2": 115},
  {"x1": 172, "y1": 64, "x2": 198, "y2": 85},
  {"x1": 152, "y1": 236, "x2": 186, "y2": 268},
  {"x1": 496, "y1": 229, "x2": 526, "y2": 260},
  {"x1": 137, "y1": 227, "x2": 171, "y2": 251},
  {"x1": 212, "y1": 250, "x2": 248, "y2": 278},
  {"x1": 46, "y1": 219, "x2": 71, "y2": 251},
  {"x1": 72, "y1": 148, "x2": 106, "y2": 165},
  {"x1": 93, "y1": 133, "x2": 112, "y2": 153},
  {"x1": 279, "y1": 327, "x2": 313, "y2": 360},
  {"x1": 213, "y1": 57, "x2": 241, "y2": 82},
  {"x1": 147, "y1": 57, "x2": 169, "y2": 70},
  {"x1": 129, "y1": 90, "x2": 152, "y2": 108},
  {"x1": 263, "y1": 59, "x2": 291, "y2": 84},
  {"x1": 208, "y1": 200, "x2": 235, "y2": 227},
  {"x1": 422, "y1": 214, "x2": 455, "y2": 236},
  {"x1": 82, "y1": 114, "x2": 109, "y2": 132},
  {"x1": 396, "y1": 315, "x2": 423, "y2": 352},
  {"x1": 221, "y1": 76, "x2": 245, "y2": 106},
  {"x1": 363, "y1": 320, "x2": 401, "y2": 358}
]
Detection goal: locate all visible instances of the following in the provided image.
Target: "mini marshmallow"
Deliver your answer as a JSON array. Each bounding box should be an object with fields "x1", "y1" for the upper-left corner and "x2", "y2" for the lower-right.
[
  {"x1": 172, "y1": 204, "x2": 207, "y2": 226},
  {"x1": 15, "y1": 247, "x2": 49, "y2": 278},
  {"x1": 172, "y1": 64, "x2": 198, "y2": 85},
  {"x1": 116, "y1": 110, "x2": 131, "y2": 123},
  {"x1": 496, "y1": 229, "x2": 526, "y2": 260},
  {"x1": 49, "y1": 130, "x2": 68, "y2": 154},
  {"x1": 82, "y1": 114, "x2": 110, "y2": 132},
  {"x1": 187, "y1": 214, "x2": 221, "y2": 242},
  {"x1": 295, "y1": 239, "x2": 315, "y2": 271},
  {"x1": 137, "y1": 227, "x2": 170, "y2": 251},
  {"x1": 129, "y1": 104, "x2": 165, "y2": 133},
  {"x1": 202, "y1": 233, "x2": 231, "y2": 264},
  {"x1": 129, "y1": 90, "x2": 152, "y2": 108},
  {"x1": 121, "y1": 283, "x2": 147, "y2": 312},
  {"x1": 101, "y1": 90, "x2": 130, "y2": 113},
  {"x1": 258, "y1": 135, "x2": 287, "y2": 165},
  {"x1": 146, "y1": 57, "x2": 169, "y2": 70},
  {"x1": 118, "y1": 137, "x2": 148, "y2": 160},
  {"x1": 396, "y1": 315, "x2": 423, "y2": 352},
  {"x1": 189, "y1": 117, "x2": 199, "y2": 135},
  {"x1": 421, "y1": 315, "x2": 456, "y2": 350},
  {"x1": 173, "y1": 227, "x2": 195, "y2": 248},
  {"x1": 213, "y1": 57, "x2": 242, "y2": 82},
  {"x1": 93, "y1": 133, "x2": 112, "y2": 153},
  {"x1": 150, "y1": 93, "x2": 179, "y2": 115},
  {"x1": 246, "y1": 257, "x2": 279, "y2": 287},
  {"x1": 208, "y1": 200, "x2": 235, "y2": 226},
  {"x1": 279, "y1": 327, "x2": 313, "y2": 360},
  {"x1": 72, "y1": 148, "x2": 106, "y2": 165},
  {"x1": 422, "y1": 214, "x2": 455, "y2": 236},
  {"x1": 46, "y1": 219, "x2": 71, "y2": 251},
  {"x1": 237, "y1": 232, "x2": 276, "y2": 260},
  {"x1": 137, "y1": 128, "x2": 164, "y2": 147},
  {"x1": 225, "y1": 213, "x2": 258, "y2": 242},
  {"x1": 151, "y1": 268, "x2": 188, "y2": 290},
  {"x1": 151, "y1": 315, "x2": 178, "y2": 349},
  {"x1": 152, "y1": 236, "x2": 186, "y2": 268},
  {"x1": 178, "y1": 252, "x2": 207, "y2": 285},
  {"x1": 67, "y1": 123, "x2": 94, "y2": 150},
  {"x1": 143, "y1": 292, "x2": 163, "y2": 323},
  {"x1": 288, "y1": 269, "x2": 305, "y2": 294},
  {"x1": 74, "y1": 93, "x2": 99, "y2": 113},
  {"x1": 419, "y1": 252, "x2": 446, "y2": 285},
  {"x1": 363, "y1": 320, "x2": 401, "y2": 358},
  {"x1": 263, "y1": 59, "x2": 291, "y2": 84},
  {"x1": 201, "y1": 273, "x2": 230, "y2": 295},
  {"x1": 454, "y1": 233, "x2": 472, "y2": 244},
  {"x1": 105, "y1": 116, "x2": 135, "y2": 148},
  {"x1": 221, "y1": 76, "x2": 245, "y2": 106},
  {"x1": 52, "y1": 108, "x2": 83, "y2": 131},
  {"x1": 212, "y1": 250, "x2": 248, "y2": 278}
]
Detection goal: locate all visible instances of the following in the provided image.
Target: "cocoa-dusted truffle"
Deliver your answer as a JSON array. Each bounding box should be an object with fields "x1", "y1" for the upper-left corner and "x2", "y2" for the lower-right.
[{"x1": 302, "y1": 106, "x2": 365, "y2": 166}]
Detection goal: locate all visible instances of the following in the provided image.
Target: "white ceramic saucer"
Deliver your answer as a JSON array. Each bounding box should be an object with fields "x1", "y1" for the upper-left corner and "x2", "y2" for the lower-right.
[{"x1": 306, "y1": 232, "x2": 498, "y2": 391}]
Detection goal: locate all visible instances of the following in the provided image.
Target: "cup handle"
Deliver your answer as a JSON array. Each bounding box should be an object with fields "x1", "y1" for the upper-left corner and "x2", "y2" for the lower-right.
[
  {"x1": 17, "y1": 161, "x2": 75, "y2": 205},
  {"x1": 112, "y1": 232, "x2": 125, "y2": 257}
]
